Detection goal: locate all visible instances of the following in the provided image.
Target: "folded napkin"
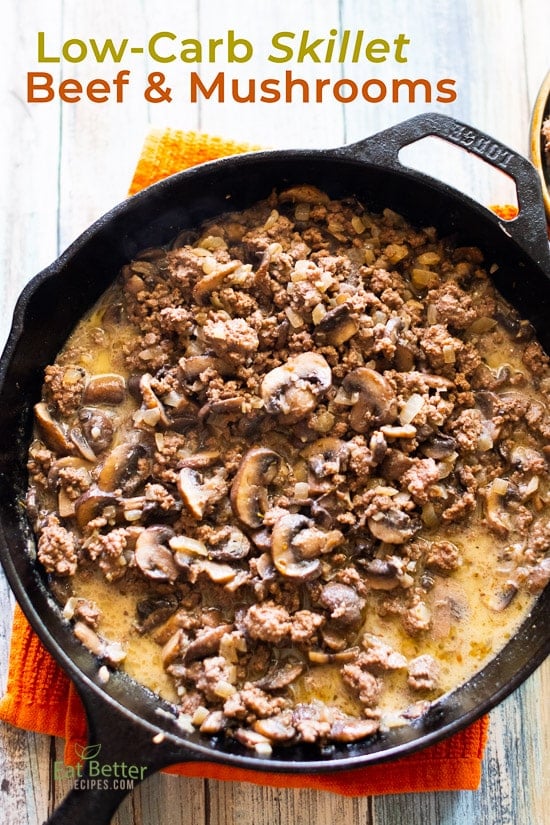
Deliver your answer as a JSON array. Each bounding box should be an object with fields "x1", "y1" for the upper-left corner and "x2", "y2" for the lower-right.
[{"x1": 0, "y1": 127, "x2": 494, "y2": 796}]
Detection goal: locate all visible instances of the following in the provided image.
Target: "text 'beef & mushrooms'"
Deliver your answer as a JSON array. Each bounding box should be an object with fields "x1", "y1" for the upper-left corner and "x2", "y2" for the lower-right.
[{"x1": 27, "y1": 185, "x2": 550, "y2": 754}]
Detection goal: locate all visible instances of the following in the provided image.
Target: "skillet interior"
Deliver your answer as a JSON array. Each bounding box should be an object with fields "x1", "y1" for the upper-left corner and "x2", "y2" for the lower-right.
[{"x1": 1, "y1": 142, "x2": 550, "y2": 772}]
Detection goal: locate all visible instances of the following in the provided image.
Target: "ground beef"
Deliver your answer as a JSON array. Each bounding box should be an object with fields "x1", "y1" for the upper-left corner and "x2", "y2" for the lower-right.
[
  {"x1": 425, "y1": 540, "x2": 462, "y2": 572},
  {"x1": 360, "y1": 636, "x2": 407, "y2": 671},
  {"x1": 289, "y1": 610, "x2": 325, "y2": 644},
  {"x1": 223, "y1": 686, "x2": 288, "y2": 721},
  {"x1": 407, "y1": 655, "x2": 440, "y2": 691},
  {"x1": 428, "y1": 282, "x2": 478, "y2": 329},
  {"x1": 37, "y1": 514, "x2": 78, "y2": 576},
  {"x1": 43, "y1": 364, "x2": 87, "y2": 417},
  {"x1": 243, "y1": 602, "x2": 292, "y2": 645},
  {"x1": 341, "y1": 655, "x2": 383, "y2": 706}
]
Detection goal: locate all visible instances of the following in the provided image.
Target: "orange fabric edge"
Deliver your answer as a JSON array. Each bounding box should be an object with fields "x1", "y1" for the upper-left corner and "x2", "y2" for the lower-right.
[{"x1": 0, "y1": 127, "x2": 496, "y2": 796}]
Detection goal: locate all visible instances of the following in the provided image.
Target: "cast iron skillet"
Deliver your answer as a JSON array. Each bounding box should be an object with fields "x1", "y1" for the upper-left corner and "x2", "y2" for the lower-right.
[{"x1": 1, "y1": 114, "x2": 550, "y2": 825}]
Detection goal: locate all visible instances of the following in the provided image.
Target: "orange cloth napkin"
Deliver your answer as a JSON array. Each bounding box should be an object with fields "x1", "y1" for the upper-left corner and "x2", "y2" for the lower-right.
[{"x1": 0, "y1": 127, "x2": 492, "y2": 796}]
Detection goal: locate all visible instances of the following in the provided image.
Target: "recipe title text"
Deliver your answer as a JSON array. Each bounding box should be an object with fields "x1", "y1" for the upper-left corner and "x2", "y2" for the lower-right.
[{"x1": 26, "y1": 30, "x2": 457, "y2": 105}]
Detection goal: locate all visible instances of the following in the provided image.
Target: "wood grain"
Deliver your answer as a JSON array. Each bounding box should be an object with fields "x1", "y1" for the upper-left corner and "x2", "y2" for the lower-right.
[{"x1": 1, "y1": 1, "x2": 549, "y2": 823}]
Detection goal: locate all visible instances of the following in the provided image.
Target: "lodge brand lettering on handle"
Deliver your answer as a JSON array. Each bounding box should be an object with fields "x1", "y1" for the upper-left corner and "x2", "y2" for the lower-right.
[{"x1": 444, "y1": 123, "x2": 515, "y2": 170}]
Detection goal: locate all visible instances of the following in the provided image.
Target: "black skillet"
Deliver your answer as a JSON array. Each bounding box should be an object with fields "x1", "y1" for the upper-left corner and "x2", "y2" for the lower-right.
[{"x1": 1, "y1": 114, "x2": 549, "y2": 825}]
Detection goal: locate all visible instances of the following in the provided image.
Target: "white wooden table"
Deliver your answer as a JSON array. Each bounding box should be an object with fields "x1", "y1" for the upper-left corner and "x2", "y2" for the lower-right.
[{"x1": 1, "y1": 2, "x2": 549, "y2": 823}]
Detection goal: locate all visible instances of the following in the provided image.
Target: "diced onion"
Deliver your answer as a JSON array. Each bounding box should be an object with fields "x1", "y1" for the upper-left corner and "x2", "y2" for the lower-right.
[
  {"x1": 285, "y1": 307, "x2": 303, "y2": 328},
  {"x1": 263, "y1": 210, "x2": 279, "y2": 230},
  {"x1": 169, "y1": 535, "x2": 208, "y2": 557},
  {"x1": 294, "y1": 482, "x2": 310, "y2": 501},
  {"x1": 492, "y1": 477, "x2": 509, "y2": 496},
  {"x1": 412, "y1": 268, "x2": 440, "y2": 288},
  {"x1": 416, "y1": 251, "x2": 441, "y2": 266},
  {"x1": 192, "y1": 706, "x2": 210, "y2": 726},
  {"x1": 399, "y1": 393, "x2": 424, "y2": 425},
  {"x1": 312, "y1": 303, "x2": 327, "y2": 325},
  {"x1": 351, "y1": 215, "x2": 366, "y2": 234},
  {"x1": 443, "y1": 344, "x2": 456, "y2": 364}
]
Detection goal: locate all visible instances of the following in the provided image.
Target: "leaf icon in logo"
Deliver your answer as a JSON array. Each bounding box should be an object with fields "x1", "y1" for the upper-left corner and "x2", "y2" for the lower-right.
[{"x1": 74, "y1": 742, "x2": 102, "y2": 761}]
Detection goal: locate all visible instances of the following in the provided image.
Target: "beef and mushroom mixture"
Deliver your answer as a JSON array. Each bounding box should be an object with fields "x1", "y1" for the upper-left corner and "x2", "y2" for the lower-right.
[{"x1": 27, "y1": 185, "x2": 550, "y2": 753}]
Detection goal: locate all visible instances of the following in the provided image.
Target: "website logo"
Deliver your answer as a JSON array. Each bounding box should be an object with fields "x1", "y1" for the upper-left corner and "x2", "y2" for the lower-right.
[{"x1": 54, "y1": 743, "x2": 147, "y2": 791}]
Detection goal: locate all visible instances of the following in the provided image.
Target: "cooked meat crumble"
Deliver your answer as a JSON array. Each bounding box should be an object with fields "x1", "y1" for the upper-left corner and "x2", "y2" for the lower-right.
[{"x1": 27, "y1": 185, "x2": 550, "y2": 753}]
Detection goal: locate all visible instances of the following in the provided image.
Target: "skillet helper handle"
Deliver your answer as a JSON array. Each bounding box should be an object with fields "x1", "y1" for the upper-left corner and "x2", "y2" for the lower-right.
[{"x1": 337, "y1": 112, "x2": 550, "y2": 269}]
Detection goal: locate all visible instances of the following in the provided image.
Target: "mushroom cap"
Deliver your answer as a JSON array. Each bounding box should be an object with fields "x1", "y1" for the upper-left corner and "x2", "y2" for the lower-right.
[
  {"x1": 135, "y1": 525, "x2": 179, "y2": 583},
  {"x1": 368, "y1": 509, "x2": 419, "y2": 544},
  {"x1": 319, "y1": 582, "x2": 365, "y2": 627},
  {"x1": 230, "y1": 446, "x2": 282, "y2": 528},
  {"x1": 74, "y1": 488, "x2": 119, "y2": 531},
  {"x1": 271, "y1": 513, "x2": 323, "y2": 580},
  {"x1": 98, "y1": 440, "x2": 151, "y2": 494},
  {"x1": 261, "y1": 352, "x2": 332, "y2": 423},
  {"x1": 342, "y1": 367, "x2": 397, "y2": 432},
  {"x1": 34, "y1": 402, "x2": 75, "y2": 456},
  {"x1": 315, "y1": 304, "x2": 358, "y2": 346}
]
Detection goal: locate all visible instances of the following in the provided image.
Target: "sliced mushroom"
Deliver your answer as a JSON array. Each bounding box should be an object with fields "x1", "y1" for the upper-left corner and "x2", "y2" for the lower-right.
[
  {"x1": 74, "y1": 488, "x2": 119, "y2": 531},
  {"x1": 319, "y1": 582, "x2": 365, "y2": 627},
  {"x1": 138, "y1": 373, "x2": 170, "y2": 427},
  {"x1": 183, "y1": 624, "x2": 234, "y2": 664},
  {"x1": 271, "y1": 514, "x2": 323, "y2": 580},
  {"x1": 135, "y1": 525, "x2": 179, "y2": 583},
  {"x1": 98, "y1": 441, "x2": 151, "y2": 494},
  {"x1": 261, "y1": 352, "x2": 332, "y2": 423},
  {"x1": 420, "y1": 434, "x2": 457, "y2": 460},
  {"x1": 361, "y1": 558, "x2": 401, "y2": 590},
  {"x1": 178, "y1": 354, "x2": 234, "y2": 380},
  {"x1": 485, "y1": 479, "x2": 513, "y2": 535},
  {"x1": 208, "y1": 527, "x2": 251, "y2": 561},
  {"x1": 253, "y1": 715, "x2": 296, "y2": 743},
  {"x1": 135, "y1": 595, "x2": 180, "y2": 634},
  {"x1": 79, "y1": 407, "x2": 114, "y2": 453},
  {"x1": 169, "y1": 535, "x2": 209, "y2": 564},
  {"x1": 69, "y1": 427, "x2": 97, "y2": 462},
  {"x1": 368, "y1": 509, "x2": 419, "y2": 544},
  {"x1": 315, "y1": 304, "x2": 358, "y2": 345},
  {"x1": 162, "y1": 628, "x2": 190, "y2": 668},
  {"x1": 192, "y1": 259, "x2": 244, "y2": 305},
  {"x1": 380, "y1": 449, "x2": 414, "y2": 481},
  {"x1": 82, "y1": 374, "x2": 126, "y2": 405},
  {"x1": 177, "y1": 466, "x2": 226, "y2": 519},
  {"x1": 200, "y1": 560, "x2": 238, "y2": 584},
  {"x1": 230, "y1": 447, "x2": 282, "y2": 528},
  {"x1": 199, "y1": 396, "x2": 245, "y2": 421},
  {"x1": 301, "y1": 437, "x2": 349, "y2": 478},
  {"x1": 177, "y1": 467, "x2": 210, "y2": 518},
  {"x1": 329, "y1": 718, "x2": 379, "y2": 743},
  {"x1": 342, "y1": 368, "x2": 398, "y2": 432},
  {"x1": 34, "y1": 402, "x2": 75, "y2": 455},
  {"x1": 73, "y1": 622, "x2": 126, "y2": 665},
  {"x1": 308, "y1": 647, "x2": 359, "y2": 664},
  {"x1": 485, "y1": 583, "x2": 518, "y2": 611},
  {"x1": 255, "y1": 661, "x2": 305, "y2": 692}
]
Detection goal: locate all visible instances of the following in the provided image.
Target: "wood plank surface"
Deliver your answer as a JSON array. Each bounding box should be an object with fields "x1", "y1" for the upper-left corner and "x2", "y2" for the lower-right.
[{"x1": 0, "y1": 2, "x2": 549, "y2": 823}]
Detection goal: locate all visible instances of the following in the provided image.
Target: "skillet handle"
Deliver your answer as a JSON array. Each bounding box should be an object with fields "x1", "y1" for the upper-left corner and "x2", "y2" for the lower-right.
[
  {"x1": 336, "y1": 112, "x2": 550, "y2": 270},
  {"x1": 42, "y1": 694, "x2": 191, "y2": 825}
]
